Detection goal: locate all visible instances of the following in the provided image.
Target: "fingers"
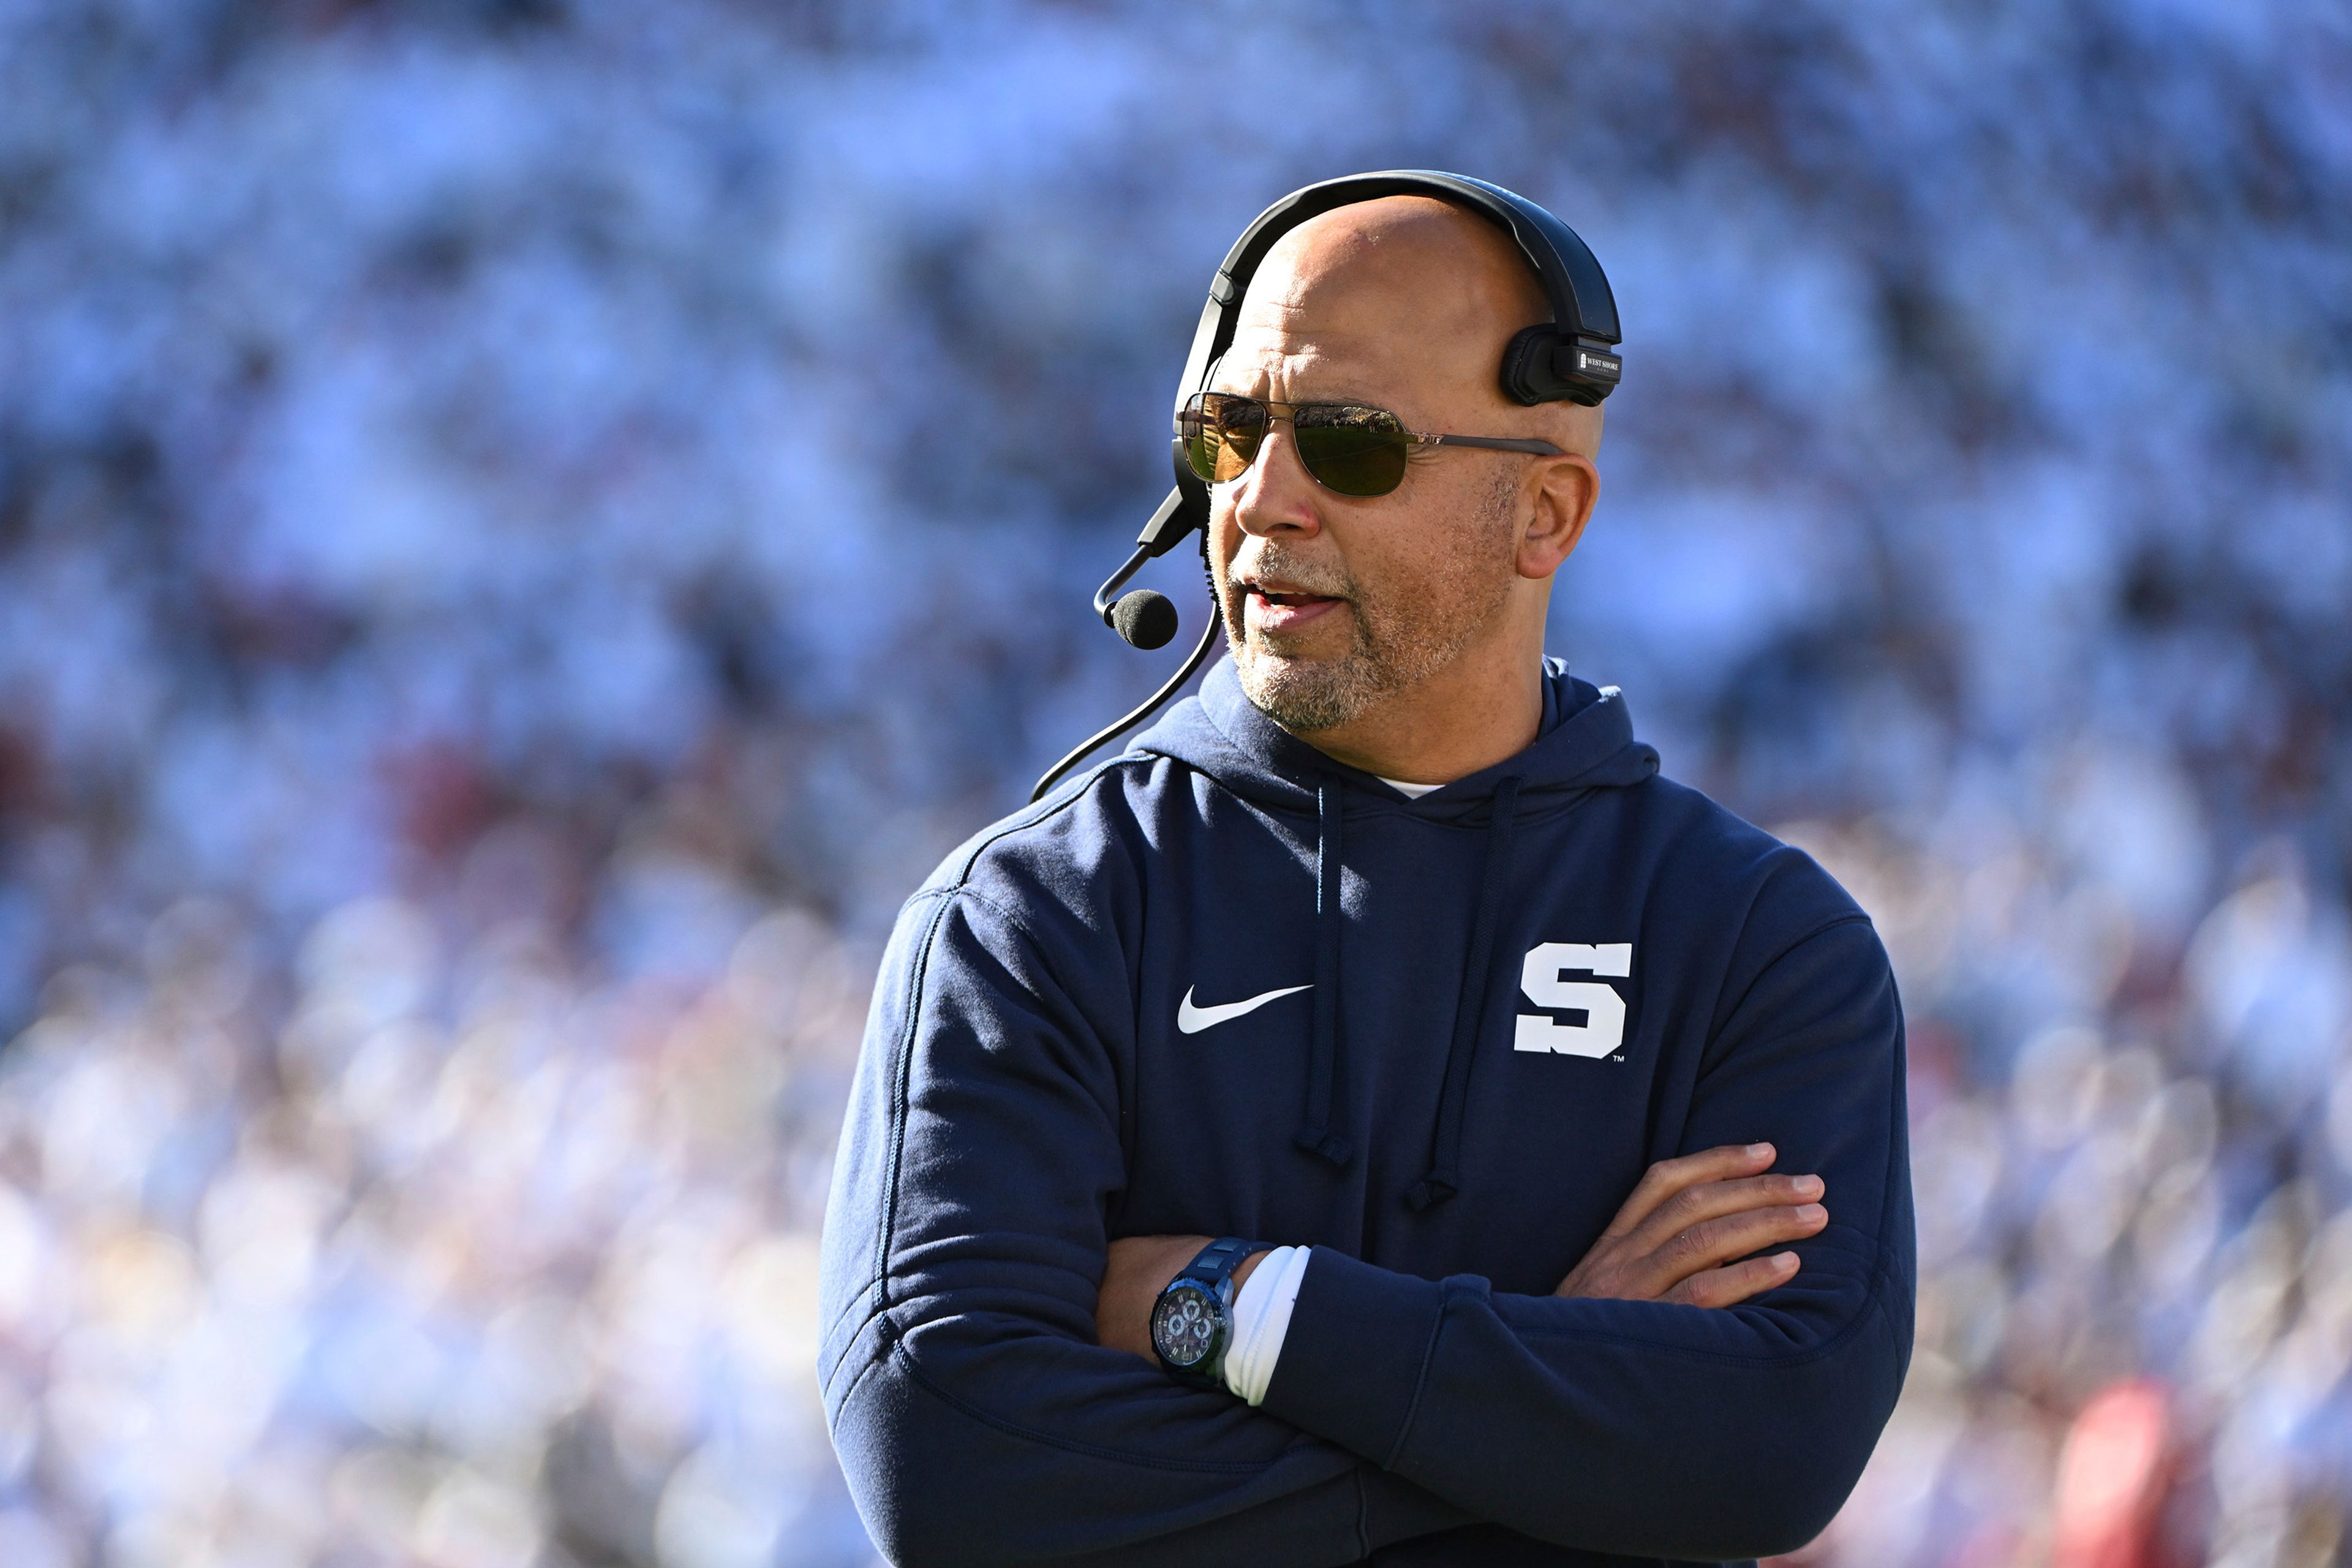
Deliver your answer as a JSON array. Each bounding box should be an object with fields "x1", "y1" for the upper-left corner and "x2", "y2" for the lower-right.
[
  {"x1": 1640, "y1": 1199, "x2": 1826, "y2": 1289},
  {"x1": 1600, "y1": 1142, "x2": 1780, "y2": 1237},
  {"x1": 1564, "y1": 1143, "x2": 1828, "y2": 1308},
  {"x1": 1663, "y1": 1250, "x2": 1802, "y2": 1310},
  {"x1": 1623, "y1": 1170, "x2": 1825, "y2": 1259}
]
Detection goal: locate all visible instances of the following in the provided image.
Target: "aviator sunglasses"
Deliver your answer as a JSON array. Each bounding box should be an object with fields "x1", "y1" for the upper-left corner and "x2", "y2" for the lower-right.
[{"x1": 1179, "y1": 391, "x2": 1564, "y2": 499}]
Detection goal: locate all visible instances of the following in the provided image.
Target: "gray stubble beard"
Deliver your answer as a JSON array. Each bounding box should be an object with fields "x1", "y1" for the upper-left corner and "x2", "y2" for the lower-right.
[{"x1": 1222, "y1": 467, "x2": 1521, "y2": 737}]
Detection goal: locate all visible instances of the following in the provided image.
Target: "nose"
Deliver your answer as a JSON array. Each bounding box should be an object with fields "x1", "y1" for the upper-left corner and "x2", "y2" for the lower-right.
[{"x1": 1228, "y1": 419, "x2": 1324, "y2": 540}]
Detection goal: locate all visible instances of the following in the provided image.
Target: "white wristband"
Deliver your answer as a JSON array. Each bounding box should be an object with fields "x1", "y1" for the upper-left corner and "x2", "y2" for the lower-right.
[{"x1": 1222, "y1": 1245, "x2": 1310, "y2": 1406}]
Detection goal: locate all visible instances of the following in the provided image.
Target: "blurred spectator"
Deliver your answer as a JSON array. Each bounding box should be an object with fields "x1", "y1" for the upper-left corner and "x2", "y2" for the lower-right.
[{"x1": 2051, "y1": 1381, "x2": 2180, "y2": 1568}]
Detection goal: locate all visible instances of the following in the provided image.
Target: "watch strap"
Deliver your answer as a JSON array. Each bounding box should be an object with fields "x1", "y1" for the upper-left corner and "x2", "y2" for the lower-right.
[{"x1": 1174, "y1": 1235, "x2": 1257, "y2": 1289}]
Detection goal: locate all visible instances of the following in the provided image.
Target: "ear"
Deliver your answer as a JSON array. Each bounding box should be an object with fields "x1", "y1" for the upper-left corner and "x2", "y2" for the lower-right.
[{"x1": 1515, "y1": 453, "x2": 1598, "y2": 581}]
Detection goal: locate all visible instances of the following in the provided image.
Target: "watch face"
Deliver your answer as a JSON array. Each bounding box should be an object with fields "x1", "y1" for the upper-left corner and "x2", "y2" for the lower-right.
[{"x1": 1152, "y1": 1283, "x2": 1220, "y2": 1368}]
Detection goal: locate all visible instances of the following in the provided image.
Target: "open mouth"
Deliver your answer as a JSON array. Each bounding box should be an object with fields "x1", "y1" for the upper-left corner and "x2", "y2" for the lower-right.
[{"x1": 1240, "y1": 581, "x2": 1346, "y2": 629}]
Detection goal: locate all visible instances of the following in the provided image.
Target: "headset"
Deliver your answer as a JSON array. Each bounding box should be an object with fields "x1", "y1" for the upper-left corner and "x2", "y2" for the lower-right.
[{"x1": 1030, "y1": 170, "x2": 1623, "y2": 802}]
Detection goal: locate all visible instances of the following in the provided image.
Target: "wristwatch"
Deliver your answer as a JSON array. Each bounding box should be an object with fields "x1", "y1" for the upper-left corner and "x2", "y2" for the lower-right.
[{"x1": 1150, "y1": 1236, "x2": 1259, "y2": 1390}]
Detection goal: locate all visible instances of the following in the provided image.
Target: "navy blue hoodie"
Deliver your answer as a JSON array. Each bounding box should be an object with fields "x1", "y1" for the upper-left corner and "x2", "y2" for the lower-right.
[{"x1": 820, "y1": 655, "x2": 1914, "y2": 1567}]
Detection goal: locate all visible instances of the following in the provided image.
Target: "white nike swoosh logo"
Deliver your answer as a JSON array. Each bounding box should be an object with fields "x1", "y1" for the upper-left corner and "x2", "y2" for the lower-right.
[{"x1": 1177, "y1": 984, "x2": 1312, "y2": 1035}]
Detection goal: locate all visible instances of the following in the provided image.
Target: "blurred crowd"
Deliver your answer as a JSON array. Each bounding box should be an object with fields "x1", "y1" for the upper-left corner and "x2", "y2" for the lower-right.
[
  {"x1": 0, "y1": 897, "x2": 873, "y2": 1568},
  {"x1": 0, "y1": 1, "x2": 2346, "y2": 1565}
]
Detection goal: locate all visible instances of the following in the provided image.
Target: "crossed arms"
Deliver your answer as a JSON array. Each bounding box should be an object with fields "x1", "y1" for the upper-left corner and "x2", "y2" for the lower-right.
[
  {"x1": 817, "y1": 887, "x2": 1915, "y2": 1568},
  {"x1": 1096, "y1": 1139, "x2": 1831, "y2": 1362}
]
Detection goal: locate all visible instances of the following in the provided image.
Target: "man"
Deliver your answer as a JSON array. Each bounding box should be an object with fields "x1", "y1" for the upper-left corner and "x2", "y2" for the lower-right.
[{"x1": 819, "y1": 189, "x2": 1913, "y2": 1567}]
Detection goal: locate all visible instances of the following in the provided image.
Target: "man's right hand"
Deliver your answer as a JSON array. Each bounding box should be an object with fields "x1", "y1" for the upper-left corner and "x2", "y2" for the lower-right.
[{"x1": 1555, "y1": 1142, "x2": 1826, "y2": 1308}]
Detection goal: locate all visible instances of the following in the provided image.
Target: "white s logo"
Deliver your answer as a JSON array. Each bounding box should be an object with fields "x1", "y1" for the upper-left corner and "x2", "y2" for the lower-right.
[{"x1": 1515, "y1": 943, "x2": 1631, "y2": 1058}]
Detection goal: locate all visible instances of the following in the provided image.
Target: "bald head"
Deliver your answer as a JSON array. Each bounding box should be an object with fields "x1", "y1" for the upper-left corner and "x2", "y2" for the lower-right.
[{"x1": 1227, "y1": 195, "x2": 1601, "y2": 458}]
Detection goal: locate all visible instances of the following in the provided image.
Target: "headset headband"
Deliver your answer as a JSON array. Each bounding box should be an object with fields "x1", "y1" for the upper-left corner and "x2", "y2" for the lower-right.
[{"x1": 1172, "y1": 169, "x2": 1623, "y2": 423}]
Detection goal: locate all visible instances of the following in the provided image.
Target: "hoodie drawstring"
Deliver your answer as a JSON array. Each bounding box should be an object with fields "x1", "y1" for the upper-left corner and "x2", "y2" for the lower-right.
[
  {"x1": 1294, "y1": 778, "x2": 1354, "y2": 1165},
  {"x1": 1404, "y1": 774, "x2": 1523, "y2": 1212}
]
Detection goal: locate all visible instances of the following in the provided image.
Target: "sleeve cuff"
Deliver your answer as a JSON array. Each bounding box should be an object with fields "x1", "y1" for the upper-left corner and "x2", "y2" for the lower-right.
[
  {"x1": 1257, "y1": 1246, "x2": 1449, "y2": 1464},
  {"x1": 1223, "y1": 1243, "x2": 1308, "y2": 1404}
]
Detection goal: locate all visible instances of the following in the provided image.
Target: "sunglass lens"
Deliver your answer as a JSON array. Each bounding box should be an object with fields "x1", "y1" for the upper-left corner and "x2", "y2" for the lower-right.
[
  {"x1": 1295, "y1": 405, "x2": 1408, "y2": 496},
  {"x1": 1182, "y1": 394, "x2": 1267, "y2": 484}
]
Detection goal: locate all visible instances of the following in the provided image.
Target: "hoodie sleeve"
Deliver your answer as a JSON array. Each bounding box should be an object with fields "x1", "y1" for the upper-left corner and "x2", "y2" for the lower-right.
[
  {"x1": 1255, "y1": 913, "x2": 1916, "y2": 1564},
  {"x1": 817, "y1": 884, "x2": 1473, "y2": 1568}
]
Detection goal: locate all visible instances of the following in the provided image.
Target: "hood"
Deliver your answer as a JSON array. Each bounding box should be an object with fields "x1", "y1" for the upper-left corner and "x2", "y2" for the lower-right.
[{"x1": 1131, "y1": 654, "x2": 1660, "y2": 812}]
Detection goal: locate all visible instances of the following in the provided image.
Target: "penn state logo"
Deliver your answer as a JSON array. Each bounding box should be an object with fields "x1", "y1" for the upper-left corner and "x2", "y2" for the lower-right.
[{"x1": 1514, "y1": 943, "x2": 1630, "y2": 1059}]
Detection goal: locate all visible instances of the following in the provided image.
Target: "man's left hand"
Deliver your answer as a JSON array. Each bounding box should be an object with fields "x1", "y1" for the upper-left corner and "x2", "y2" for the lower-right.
[{"x1": 1097, "y1": 1235, "x2": 1270, "y2": 1360}]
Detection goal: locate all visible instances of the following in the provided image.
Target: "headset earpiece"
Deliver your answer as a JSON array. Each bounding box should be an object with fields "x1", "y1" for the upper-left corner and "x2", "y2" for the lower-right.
[{"x1": 1500, "y1": 326, "x2": 1623, "y2": 408}]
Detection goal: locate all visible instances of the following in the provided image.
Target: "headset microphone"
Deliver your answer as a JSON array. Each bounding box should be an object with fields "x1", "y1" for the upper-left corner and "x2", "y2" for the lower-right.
[
  {"x1": 1031, "y1": 445, "x2": 1220, "y2": 801},
  {"x1": 1030, "y1": 170, "x2": 1622, "y2": 803},
  {"x1": 1088, "y1": 451, "x2": 1205, "y2": 651},
  {"x1": 1109, "y1": 591, "x2": 1178, "y2": 651}
]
